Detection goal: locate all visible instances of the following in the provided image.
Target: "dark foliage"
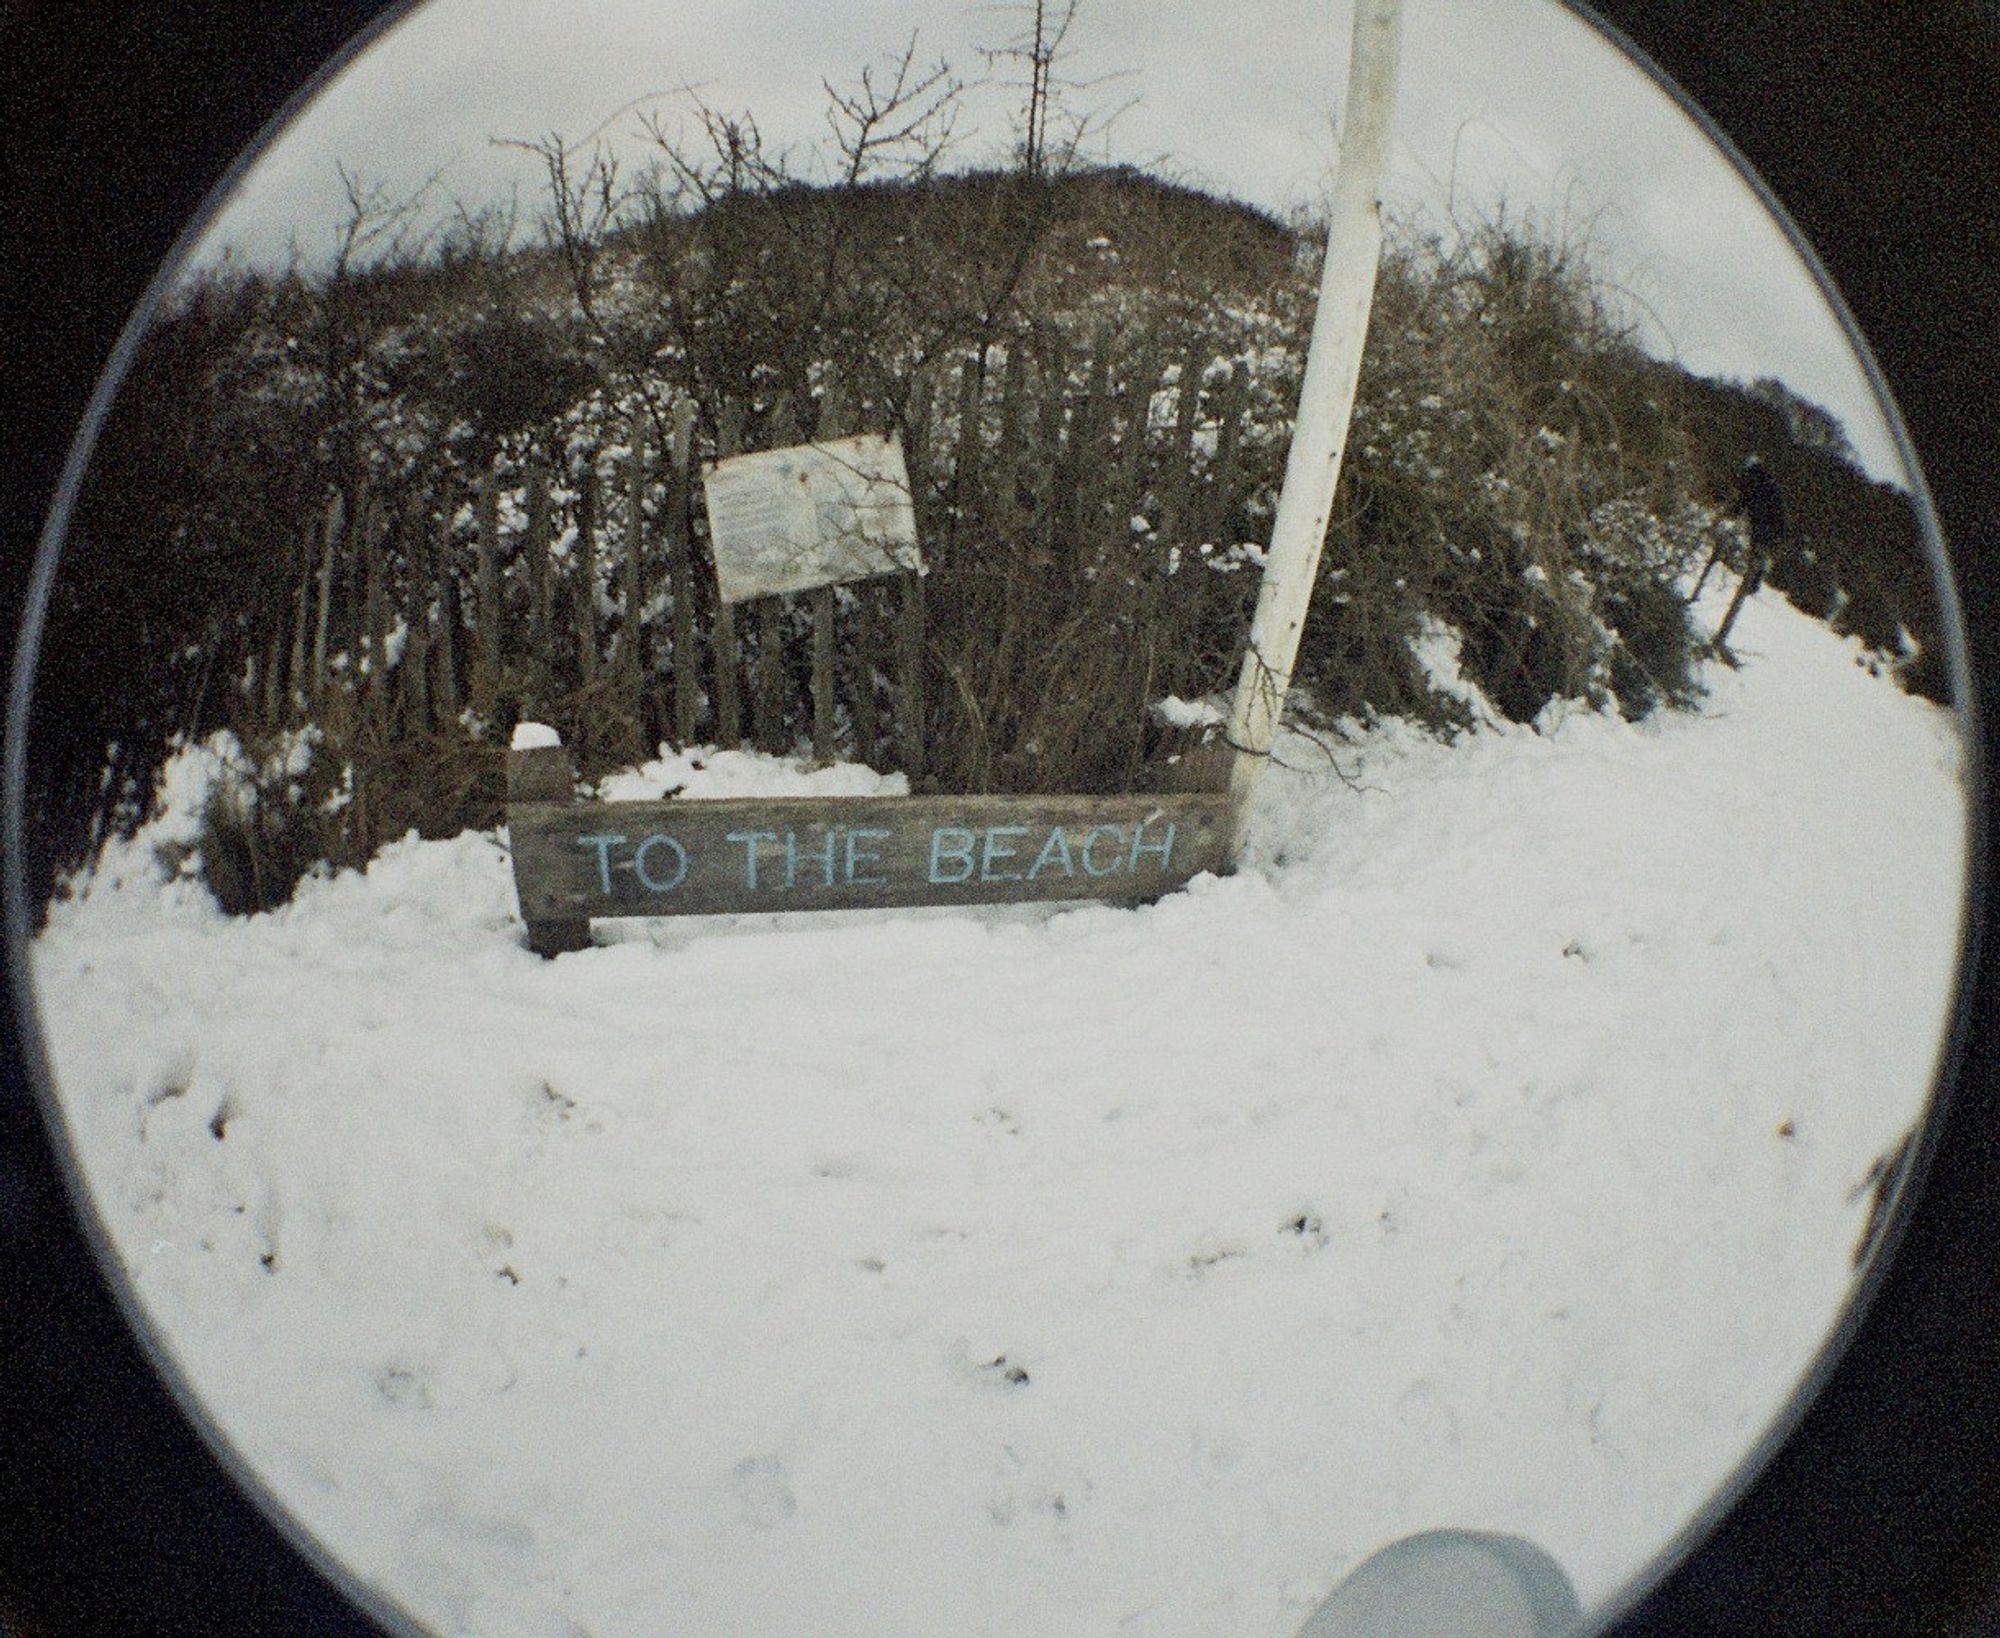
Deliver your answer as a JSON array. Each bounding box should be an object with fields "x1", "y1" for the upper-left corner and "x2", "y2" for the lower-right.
[{"x1": 31, "y1": 165, "x2": 1938, "y2": 916}]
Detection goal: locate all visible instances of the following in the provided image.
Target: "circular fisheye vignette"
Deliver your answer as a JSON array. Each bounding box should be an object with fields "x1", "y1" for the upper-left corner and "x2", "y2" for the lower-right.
[
  {"x1": 4, "y1": 8, "x2": 436, "y2": 1632},
  {"x1": 4, "y1": 1, "x2": 1984, "y2": 1634},
  {"x1": 1553, "y1": 0, "x2": 1985, "y2": 1629}
]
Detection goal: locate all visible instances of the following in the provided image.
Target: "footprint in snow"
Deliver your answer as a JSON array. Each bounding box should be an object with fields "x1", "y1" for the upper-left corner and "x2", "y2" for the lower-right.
[
  {"x1": 981, "y1": 1353, "x2": 1031, "y2": 1387},
  {"x1": 731, "y1": 1455, "x2": 797, "y2": 1530},
  {"x1": 987, "y1": 1445, "x2": 1088, "y2": 1527}
]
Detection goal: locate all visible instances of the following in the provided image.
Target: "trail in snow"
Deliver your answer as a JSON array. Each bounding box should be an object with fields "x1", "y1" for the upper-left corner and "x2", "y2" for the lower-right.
[{"x1": 32, "y1": 587, "x2": 1966, "y2": 1638}]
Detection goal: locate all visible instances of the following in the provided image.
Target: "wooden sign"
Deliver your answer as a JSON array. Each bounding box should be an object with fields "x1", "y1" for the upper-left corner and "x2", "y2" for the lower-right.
[
  {"x1": 702, "y1": 434, "x2": 922, "y2": 604},
  {"x1": 507, "y1": 745, "x2": 1228, "y2": 954}
]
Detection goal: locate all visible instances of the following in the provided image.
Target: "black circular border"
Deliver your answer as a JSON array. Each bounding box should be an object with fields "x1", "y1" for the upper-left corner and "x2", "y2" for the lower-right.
[{"x1": 2, "y1": 3, "x2": 1995, "y2": 1633}]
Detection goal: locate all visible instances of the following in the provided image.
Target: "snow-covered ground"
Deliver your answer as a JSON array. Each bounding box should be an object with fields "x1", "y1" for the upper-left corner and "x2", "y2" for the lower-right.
[{"x1": 31, "y1": 587, "x2": 1967, "y2": 1638}]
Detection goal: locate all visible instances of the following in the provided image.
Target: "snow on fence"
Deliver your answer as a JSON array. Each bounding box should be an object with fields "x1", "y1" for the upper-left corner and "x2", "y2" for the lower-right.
[{"x1": 252, "y1": 337, "x2": 1265, "y2": 794}]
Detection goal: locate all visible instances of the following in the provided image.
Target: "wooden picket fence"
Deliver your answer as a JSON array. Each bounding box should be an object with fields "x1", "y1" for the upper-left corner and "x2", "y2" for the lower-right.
[{"x1": 245, "y1": 328, "x2": 1273, "y2": 806}]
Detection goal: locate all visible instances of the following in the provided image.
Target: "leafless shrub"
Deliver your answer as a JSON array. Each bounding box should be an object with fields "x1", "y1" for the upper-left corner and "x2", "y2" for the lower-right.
[{"x1": 38, "y1": 87, "x2": 1930, "y2": 916}]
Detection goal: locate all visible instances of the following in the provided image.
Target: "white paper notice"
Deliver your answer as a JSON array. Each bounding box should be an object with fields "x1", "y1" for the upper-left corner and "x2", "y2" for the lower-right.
[{"x1": 702, "y1": 433, "x2": 922, "y2": 604}]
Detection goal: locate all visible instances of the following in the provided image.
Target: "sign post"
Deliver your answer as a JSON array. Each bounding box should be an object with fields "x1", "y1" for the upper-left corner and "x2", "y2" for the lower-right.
[{"x1": 1223, "y1": 0, "x2": 1405, "y2": 856}]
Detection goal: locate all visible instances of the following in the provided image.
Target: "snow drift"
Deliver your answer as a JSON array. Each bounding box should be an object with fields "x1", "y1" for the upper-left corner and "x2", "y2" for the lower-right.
[{"x1": 30, "y1": 587, "x2": 1966, "y2": 1638}]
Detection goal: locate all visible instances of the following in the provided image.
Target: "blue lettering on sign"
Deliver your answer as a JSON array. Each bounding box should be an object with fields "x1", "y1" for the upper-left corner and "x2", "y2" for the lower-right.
[
  {"x1": 568, "y1": 813, "x2": 1183, "y2": 903},
  {"x1": 1028, "y1": 827, "x2": 1075, "y2": 880},
  {"x1": 1081, "y1": 825, "x2": 1127, "y2": 877},
  {"x1": 846, "y1": 828, "x2": 891, "y2": 886},
  {"x1": 725, "y1": 830, "x2": 777, "y2": 889},
  {"x1": 632, "y1": 833, "x2": 689, "y2": 893},
  {"x1": 980, "y1": 825, "x2": 1030, "y2": 882},
  {"x1": 577, "y1": 833, "x2": 628, "y2": 894},
  {"x1": 1129, "y1": 819, "x2": 1176, "y2": 873},
  {"x1": 929, "y1": 827, "x2": 976, "y2": 884}
]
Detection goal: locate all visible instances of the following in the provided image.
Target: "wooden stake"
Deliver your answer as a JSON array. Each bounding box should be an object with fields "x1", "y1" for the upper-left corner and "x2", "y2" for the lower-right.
[
  {"x1": 899, "y1": 369, "x2": 935, "y2": 780},
  {"x1": 287, "y1": 532, "x2": 312, "y2": 715},
  {"x1": 1112, "y1": 345, "x2": 1160, "y2": 548},
  {"x1": 433, "y1": 500, "x2": 461, "y2": 722},
  {"x1": 1070, "y1": 337, "x2": 1112, "y2": 564},
  {"x1": 474, "y1": 462, "x2": 502, "y2": 714},
  {"x1": 754, "y1": 396, "x2": 794, "y2": 754},
  {"x1": 1207, "y1": 362, "x2": 1249, "y2": 546},
  {"x1": 1033, "y1": 347, "x2": 1064, "y2": 563},
  {"x1": 311, "y1": 488, "x2": 344, "y2": 706},
  {"x1": 401, "y1": 490, "x2": 431, "y2": 731},
  {"x1": 996, "y1": 338, "x2": 1030, "y2": 531},
  {"x1": 507, "y1": 733, "x2": 590, "y2": 956},
  {"x1": 948, "y1": 347, "x2": 984, "y2": 556},
  {"x1": 1166, "y1": 343, "x2": 1204, "y2": 545},
  {"x1": 667, "y1": 397, "x2": 700, "y2": 746},
  {"x1": 362, "y1": 492, "x2": 390, "y2": 728},
  {"x1": 524, "y1": 454, "x2": 552, "y2": 703},
  {"x1": 573, "y1": 461, "x2": 599, "y2": 692},
  {"x1": 811, "y1": 375, "x2": 850, "y2": 766},
  {"x1": 712, "y1": 401, "x2": 745, "y2": 747}
]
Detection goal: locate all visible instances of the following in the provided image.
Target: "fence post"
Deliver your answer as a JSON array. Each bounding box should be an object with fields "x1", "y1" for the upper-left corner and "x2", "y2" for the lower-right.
[
  {"x1": 508, "y1": 733, "x2": 590, "y2": 957},
  {"x1": 362, "y1": 491, "x2": 391, "y2": 731},
  {"x1": 948, "y1": 347, "x2": 984, "y2": 556},
  {"x1": 474, "y1": 460, "x2": 502, "y2": 714},
  {"x1": 624, "y1": 419, "x2": 651, "y2": 758},
  {"x1": 667, "y1": 396, "x2": 700, "y2": 746},
  {"x1": 712, "y1": 401, "x2": 745, "y2": 747},
  {"x1": 753, "y1": 395, "x2": 795, "y2": 755},
  {"x1": 810, "y1": 376, "x2": 851, "y2": 765},
  {"x1": 311, "y1": 487, "x2": 344, "y2": 706},
  {"x1": 400, "y1": 488, "x2": 431, "y2": 732},
  {"x1": 898, "y1": 367, "x2": 934, "y2": 781},
  {"x1": 1032, "y1": 343, "x2": 1065, "y2": 564},
  {"x1": 433, "y1": 499, "x2": 461, "y2": 723},
  {"x1": 258, "y1": 617, "x2": 285, "y2": 730},
  {"x1": 1207, "y1": 361, "x2": 1249, "y2": 546},
  {"x1": 524, "y1": 453, "x2": 553, "y2": 708},
  {"x1": 286, "y1": 523, "x2": 313, "y2": 716},
  {"x1": 573, "y1": 459, "x2": 599, "y2": 695},
  {"x1": 1069, "y1": 336, "x2": 1113, "y2": 571},
  {"x1": 996, "y1": 338, "x2": 1030, "y2": 533},
  {"x1": 1166, "y1": 342, "x2": 1205, "y2": 544},
  {"x1": 1111, "y1": 344, "x2": 1160, "y2": 549}
]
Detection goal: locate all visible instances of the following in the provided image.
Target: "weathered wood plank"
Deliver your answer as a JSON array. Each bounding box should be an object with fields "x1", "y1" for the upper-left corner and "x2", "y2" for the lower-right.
[
  {"x1": 509, "y1": 791, "x2": 1229, "y2": 920},
  {"x1": 812, "y1": 377, "x2": 848, "y2": 764},
  {"x1": 667, "y1": 398, "x2": 700, "y2": 746},
  {"x1": 508, "y1": 742, "x2": 590, "y2": 954},
  {"x1": 474, "y1": 464, "x2": 502, "y2": 712},
  {"x1": 624, "y1": 420, "x2": 650, "y2": 757},
  {"x1": 433, "y1": 500, "x2": 461, "y2": 719},
  {"x1": 508, "y1": 743, "x2": 576, "y2": 803},
  {"x1": 399, "y1": 490, "x2": 431, "y2": 729},
  {"x1": 573, "y1": 461, "x2": 599, "y2": 691},
  {"x1": 708, "y1": 401, "x2": 746, "y2": 746},
  {"x1": 525, "y1": 454, "x2": 552, "y2": 667}
]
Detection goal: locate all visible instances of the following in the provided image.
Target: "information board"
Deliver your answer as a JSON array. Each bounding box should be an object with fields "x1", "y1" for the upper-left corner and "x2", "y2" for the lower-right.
[{"x1": 703, "y1": 434, "x2": 922, "y2": 604}]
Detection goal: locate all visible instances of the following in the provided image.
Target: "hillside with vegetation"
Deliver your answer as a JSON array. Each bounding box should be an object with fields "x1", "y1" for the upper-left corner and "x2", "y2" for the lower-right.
[{"x1": 31, "y1": 153, "x2": 1937, "y2": 916}]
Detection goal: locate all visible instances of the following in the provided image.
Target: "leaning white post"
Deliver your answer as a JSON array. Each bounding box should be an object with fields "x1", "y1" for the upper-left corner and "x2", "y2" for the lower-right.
[{"x1": 1224, "y1": 0, "x2": 1405, "y2": 857}]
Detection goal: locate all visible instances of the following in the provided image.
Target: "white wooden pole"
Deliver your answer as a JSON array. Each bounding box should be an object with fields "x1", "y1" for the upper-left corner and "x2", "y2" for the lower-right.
[{"x1": 1224, "y1": 0, "x2": 1404, "y2": 857}]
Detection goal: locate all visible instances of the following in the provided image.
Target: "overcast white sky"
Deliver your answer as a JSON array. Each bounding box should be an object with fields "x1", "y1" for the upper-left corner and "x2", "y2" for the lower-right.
[{"x1": 188, "y1": 0, "x2": 1909, "y2": 482}]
